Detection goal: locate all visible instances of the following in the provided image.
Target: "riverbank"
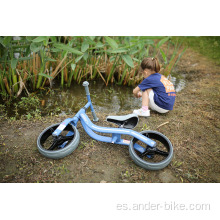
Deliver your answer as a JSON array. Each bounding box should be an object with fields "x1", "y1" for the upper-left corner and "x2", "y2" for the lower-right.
[{"x1": 0, "y1": 48, "x2": 219, "y2": 183}]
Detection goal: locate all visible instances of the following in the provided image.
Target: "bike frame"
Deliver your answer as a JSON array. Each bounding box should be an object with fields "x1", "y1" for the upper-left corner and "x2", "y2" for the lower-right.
[{"x1": 52, "y1": 82, "x2": 156, "y2": 153}]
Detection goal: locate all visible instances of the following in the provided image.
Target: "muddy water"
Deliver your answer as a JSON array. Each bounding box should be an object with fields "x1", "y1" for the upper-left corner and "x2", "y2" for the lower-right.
[
  {"x1": 45, "y1": 81, "x2": 140, "y2": 115},
  {"x1": 42, "y1": 72, "x2": 186, "y2": 116}
]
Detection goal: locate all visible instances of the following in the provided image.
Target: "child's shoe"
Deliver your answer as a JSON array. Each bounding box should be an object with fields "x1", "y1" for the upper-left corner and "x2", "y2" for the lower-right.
[{"x1": 133, "y1": 108, "x2": 150, "y2": 117}]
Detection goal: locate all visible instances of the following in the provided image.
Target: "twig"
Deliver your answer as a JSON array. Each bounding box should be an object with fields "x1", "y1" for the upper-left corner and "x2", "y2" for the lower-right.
[
  {"x1": 156, "y1": 121, "x2": 169, "y2": 129},
  {"x1": 97, "y1": 68, "x2": 107, "y2": 86},
  {"x1": 43, "y1": 165, "x2": 54, "y2": 173},
  {"x1": 55, "y1": 58, "x2": 74, "y2": 78},
  {"x1": 16, "y1": 69, "x2": 30, "y2": 97},
  {"x1": 50, "y1": 55, "x2": 67, "y2": 79}
]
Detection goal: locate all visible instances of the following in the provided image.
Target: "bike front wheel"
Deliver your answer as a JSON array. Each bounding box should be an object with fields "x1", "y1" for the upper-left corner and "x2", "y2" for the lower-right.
[
  {"x1": 129, "y1": 130, "x2": 173, "y2": 170},
  {"x1": 37, "y1": 123, "x2": 80, "y2": 159}
]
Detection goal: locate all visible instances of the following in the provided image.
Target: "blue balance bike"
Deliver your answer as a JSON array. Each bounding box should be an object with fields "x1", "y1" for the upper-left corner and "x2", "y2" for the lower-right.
[{"x1": 37, "y1": 81, "x2": 173, "y2": 170}]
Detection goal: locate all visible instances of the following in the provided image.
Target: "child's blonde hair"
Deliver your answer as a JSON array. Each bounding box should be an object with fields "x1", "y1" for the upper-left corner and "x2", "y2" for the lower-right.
[{"x1": 140, "y1": 57, "x2": 160, "y2": 73}]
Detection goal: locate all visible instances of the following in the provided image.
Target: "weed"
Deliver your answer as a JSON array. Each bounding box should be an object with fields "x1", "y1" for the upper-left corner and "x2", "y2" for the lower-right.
[
  {"x1": 141, "y1": 123, "x2": 150, "y2": 131},
  {"x1": 13, "y1": 95, "x2": 44, "y2": 120},
  {"x1": 172, "y1": 160, "x2": 183, "y2": 168},
  {"x1": 26, "y1": 113, "x2": 32, "y2": 120},
  {"x1": 107, "y1": 88, "x2": 114, "y2": 94},
  {"x1": 121, "y1": 170, "x2": 131, "y2": 178},
  {"x1": 78, "y1": 141, "x2": 87, "y2": 149},
  {"x1": 57, "y1": 164, "x2": 69, "y2": 174},
  {"x1": 9, "y1": 117, "x2": 16, "y2": 121},
  {"x1": 13, "y1": 104, "x2": 19, "y2": 119},
  {"x1": 90, "y1": 140, "x2": 97, "y2": 147},
  {"x1": 18, "y1": 95, "x2": 40, "y2": 110},
  {"x1": 32, "y1": 109, "x2": 42, "y2": 119}
]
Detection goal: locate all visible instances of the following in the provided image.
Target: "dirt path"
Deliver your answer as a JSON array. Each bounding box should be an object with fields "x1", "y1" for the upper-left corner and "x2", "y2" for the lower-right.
[{"x1": 0, "y1": 49, "x2": 219, "y2": 183}]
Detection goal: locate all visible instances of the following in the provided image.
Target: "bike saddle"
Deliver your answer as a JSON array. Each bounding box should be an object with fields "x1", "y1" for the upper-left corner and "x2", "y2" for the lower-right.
[{"x1": 106, "y1": 113, "x2": 139, "y2": 129}]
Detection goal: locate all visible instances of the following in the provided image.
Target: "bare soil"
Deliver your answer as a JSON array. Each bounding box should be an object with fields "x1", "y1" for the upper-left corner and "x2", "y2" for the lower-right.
[{"x1": 0, "y1": 48, "x2": 219, "y2": 183}]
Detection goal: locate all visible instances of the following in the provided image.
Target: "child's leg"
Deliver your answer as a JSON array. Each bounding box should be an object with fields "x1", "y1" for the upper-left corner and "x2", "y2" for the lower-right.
[
  {"x1": 142, "y1": 89, "x2": 152, "y2": 109},
  {"x1": 133, "y1": 89, "x2": 152, "y2": 117}
]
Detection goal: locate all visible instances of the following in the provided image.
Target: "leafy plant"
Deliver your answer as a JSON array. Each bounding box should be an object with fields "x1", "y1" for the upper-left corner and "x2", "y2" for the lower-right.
[{"x1": 0, "y1": 36, "x2": 186, "y2": 101}]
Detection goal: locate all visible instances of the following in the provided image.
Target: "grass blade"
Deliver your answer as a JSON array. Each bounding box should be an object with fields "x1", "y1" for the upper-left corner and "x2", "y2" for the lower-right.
[
  {"x1": 160, "y1": 48, "x2": 167, "y2": 64},
  {"x1": 38, "y1": 72, "x2": 53, "y2": 79},
  {"x1": 156, "y1": 37, "x2": 170, "y2": 48}
]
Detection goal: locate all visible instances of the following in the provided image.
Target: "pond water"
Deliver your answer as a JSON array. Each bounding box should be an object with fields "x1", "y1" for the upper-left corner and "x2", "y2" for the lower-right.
[
  {"x1": 40, "y1": 72, "x2": 186, "y2": 116},
  {"x1": 2, "y1": 72, "x2": 186, "y2": 118}
]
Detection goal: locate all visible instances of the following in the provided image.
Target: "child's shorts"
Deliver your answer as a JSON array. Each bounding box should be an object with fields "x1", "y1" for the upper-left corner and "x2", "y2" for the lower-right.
[{"x1": 149, "y1": 90, "x2": 169, "y2": 114}]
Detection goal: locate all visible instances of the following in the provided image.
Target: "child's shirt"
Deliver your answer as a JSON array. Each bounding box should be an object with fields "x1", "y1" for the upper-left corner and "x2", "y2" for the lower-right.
[{"x1": 138, "y1": 73, "x2": 176, "y2": 110}]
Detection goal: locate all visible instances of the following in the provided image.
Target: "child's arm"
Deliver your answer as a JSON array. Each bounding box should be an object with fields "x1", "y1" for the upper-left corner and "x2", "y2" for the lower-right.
[{"x1": 133, "y1": 86, "x2": 142, "y2": 98}]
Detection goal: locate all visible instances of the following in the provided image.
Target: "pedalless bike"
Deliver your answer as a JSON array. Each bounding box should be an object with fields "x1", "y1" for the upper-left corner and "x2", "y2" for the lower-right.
[{"x1": 37, "y1": 81, "x2": 173, "y2": 170}]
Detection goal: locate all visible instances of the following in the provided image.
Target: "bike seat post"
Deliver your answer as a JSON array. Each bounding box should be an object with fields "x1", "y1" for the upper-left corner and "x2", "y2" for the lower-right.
[{"x1": 83, "y1": 81, "x2": 99, "y2": 122}]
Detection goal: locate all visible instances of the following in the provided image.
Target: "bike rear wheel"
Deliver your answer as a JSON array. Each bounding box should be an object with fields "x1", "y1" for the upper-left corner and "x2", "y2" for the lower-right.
[
  {"x1": 37, "y1": 123, "x2": 80, "y2": 159},
  {"x1": 129, "y1": 130, "x2": 173, "y2": 170}
]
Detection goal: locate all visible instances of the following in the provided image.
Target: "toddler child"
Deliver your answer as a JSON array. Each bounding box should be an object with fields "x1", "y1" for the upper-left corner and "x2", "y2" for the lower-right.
[{"x1": 133, "y1": 57, "x2": 176, "y2": 117}]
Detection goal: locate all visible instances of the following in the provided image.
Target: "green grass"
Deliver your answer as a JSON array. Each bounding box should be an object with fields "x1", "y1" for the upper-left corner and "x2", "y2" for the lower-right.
[{"x1": 172, "y1": 36, "x2": 220, "y2": 65}]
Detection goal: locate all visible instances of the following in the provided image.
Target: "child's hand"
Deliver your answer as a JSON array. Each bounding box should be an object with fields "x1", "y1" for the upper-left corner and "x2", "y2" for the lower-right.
[{"x1": 137, "y1": 92, "x2": 142, "y2": 98}]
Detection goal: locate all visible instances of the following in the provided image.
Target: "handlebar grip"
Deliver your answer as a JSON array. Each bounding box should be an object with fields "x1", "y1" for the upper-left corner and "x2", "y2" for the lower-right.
[{"x1": 83, "y1": 81, "x2": 90, "y2": 95}]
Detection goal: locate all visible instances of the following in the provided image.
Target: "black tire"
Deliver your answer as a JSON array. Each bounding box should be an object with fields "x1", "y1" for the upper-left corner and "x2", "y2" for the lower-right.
[
  {"x1": 37, "y1": 123, "x2": 80, "y2": 159},
  {"x1": 129, "y1": 130, "x2": 173, "y2": 170}
]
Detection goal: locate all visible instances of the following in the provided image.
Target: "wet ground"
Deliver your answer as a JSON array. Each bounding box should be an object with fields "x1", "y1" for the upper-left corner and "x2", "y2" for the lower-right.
[{"x1": 0, "y1": 48, "x2": 219, "y2": 183}]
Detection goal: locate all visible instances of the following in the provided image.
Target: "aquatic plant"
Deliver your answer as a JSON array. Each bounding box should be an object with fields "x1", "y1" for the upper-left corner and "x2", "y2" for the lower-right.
[{"x1": 0, "y1": 36, "x2": 186, "y2": 100}]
